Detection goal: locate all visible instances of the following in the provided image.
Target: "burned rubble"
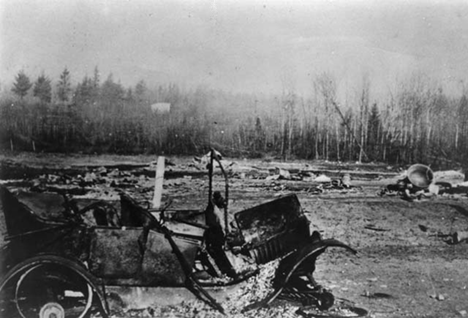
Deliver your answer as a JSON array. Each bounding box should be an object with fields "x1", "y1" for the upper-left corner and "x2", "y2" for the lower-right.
[{"x1": 1, "y1": 152, "x2": 468, "y2": 318}]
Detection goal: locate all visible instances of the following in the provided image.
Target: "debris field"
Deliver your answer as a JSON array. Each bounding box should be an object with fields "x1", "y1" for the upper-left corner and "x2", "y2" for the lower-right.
[{"x1": 1, "y1": 152, "x2": 468, "y2": 318}]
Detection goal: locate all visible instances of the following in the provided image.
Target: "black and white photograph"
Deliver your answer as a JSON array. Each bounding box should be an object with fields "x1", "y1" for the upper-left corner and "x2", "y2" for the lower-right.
[{"x1": 1, "y1": 0, "x2": 468, "y2": 317}]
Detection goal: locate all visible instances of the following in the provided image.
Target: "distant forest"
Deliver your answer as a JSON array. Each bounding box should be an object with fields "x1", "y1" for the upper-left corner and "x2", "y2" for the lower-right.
[{"x1": 1, "y1": 67, "x2": 468, "y2": 168}]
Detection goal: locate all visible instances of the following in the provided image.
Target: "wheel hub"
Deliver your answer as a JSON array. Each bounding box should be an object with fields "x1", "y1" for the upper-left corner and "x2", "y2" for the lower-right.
[{"x1": 39, "y1": 302, "x2": 65, "y2": 318}]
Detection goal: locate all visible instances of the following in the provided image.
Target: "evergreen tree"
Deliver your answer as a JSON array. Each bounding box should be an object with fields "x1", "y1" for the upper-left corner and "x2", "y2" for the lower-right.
[
  {"x1": 367, "y1": 103, "x2": 381, "y2": 158},
  {"x1": 457, "y1": 95, "x2": 468, "y2": 157},
  {"x1": 73, "y1": 76, "x2": 94, "y2": 105},
  {"x1": 368, "y1": 103, "x2": 381, "y2": 139},
  {"x1": 33, "y1": 73, "x2": 52, "y2": 103},
  {"x1": 12, "y1": 70, "x2": 32, "y2": 99},
  {"x1": 93, "y1": 66, "x2": 100, "y2": 89},
  {"x1": 100, "y1": 74, "x2": 124, "y2": 110},
  {"x1": 57, "y1": 67, "x2": 72, "y2": 102},
  {"x1": 91, "y1": 66, "x2": 100, "y2": 100},
  {"x1": 125, "y1": 87, "x2": 134, "y2": 102},
  {"x1": 135, "y1": 79, "x2": 147, "y2": 102}
]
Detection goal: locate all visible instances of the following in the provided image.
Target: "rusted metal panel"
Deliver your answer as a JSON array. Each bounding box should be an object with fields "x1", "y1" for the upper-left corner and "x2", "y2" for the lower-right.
[
  {"x1": 15, "y1": 191, "x2": 66, "y2": 220},
  {"x1": 141, "y1": 230, "x2": 200, "y2": 286},
  {"x1": 0, "y1": 185, "x2": 58, "y2": 237},
  {"x1": 235, "y1": 194, "x2": 306, "y2": 246},
  {"x1": 247, "y1": 224, "x2": 309, "y2": 264},
  {"x1": 164, "y1": 220, "x2": 205, "y2": 240},
  {"x1": 235, "y1": 194, "x2": 309, "y2": 263},
  {"x1": 89, "y1": 228, "x2": 144, "y2": 279}
]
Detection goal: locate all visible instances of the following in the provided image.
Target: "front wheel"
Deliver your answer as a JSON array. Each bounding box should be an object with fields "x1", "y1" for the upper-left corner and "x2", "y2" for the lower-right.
[{"x1": 315, "y1": 291, "x2": 334, "y2": 311}]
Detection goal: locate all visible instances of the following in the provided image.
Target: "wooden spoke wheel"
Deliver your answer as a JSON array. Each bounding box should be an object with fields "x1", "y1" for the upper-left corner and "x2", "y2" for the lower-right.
[{"x1": 12, "y1": 264, "x2": 93, "y2": 318}]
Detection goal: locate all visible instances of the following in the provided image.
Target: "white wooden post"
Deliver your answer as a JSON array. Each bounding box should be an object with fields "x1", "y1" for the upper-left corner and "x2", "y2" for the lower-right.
[{"x1": 152, "y1": 156, "x2": 165, "y2": 211}]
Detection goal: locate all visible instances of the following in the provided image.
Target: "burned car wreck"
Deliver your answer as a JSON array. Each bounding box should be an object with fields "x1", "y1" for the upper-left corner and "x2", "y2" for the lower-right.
[{"x1": 0, "y1": 150, "x2": 359, "y2": 318}]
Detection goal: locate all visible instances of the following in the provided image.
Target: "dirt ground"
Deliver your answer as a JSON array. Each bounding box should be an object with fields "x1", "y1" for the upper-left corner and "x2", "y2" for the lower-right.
[{"x1": 1, "y1": 152, "x2": 468, "y2": 318}]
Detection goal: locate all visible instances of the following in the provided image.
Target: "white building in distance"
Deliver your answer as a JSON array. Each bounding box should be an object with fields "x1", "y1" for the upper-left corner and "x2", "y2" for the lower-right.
[{"x1": 150, "y1": 102, "x2": 171, "y2": 114}]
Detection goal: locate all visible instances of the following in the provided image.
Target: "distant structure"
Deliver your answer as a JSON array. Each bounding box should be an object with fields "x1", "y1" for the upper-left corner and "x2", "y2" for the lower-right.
[{"x1": 150, "y1": 102, "x2": 171, "y2": 114}]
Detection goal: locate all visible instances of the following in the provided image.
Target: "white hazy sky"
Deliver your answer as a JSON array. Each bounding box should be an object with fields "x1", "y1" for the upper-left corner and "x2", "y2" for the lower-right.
[{"x1": 1, "y1": 0, "x2": 468, "y2": 97}]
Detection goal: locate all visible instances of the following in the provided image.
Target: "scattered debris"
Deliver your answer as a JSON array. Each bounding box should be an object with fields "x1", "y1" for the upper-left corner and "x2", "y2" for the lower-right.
[
  {"x1": 364, "y1": 225, "x2": 390, "y2": 232},
  {"x1": 429, "y1": 293, "x2": 446, "y2": 301},
  {"x1": 275, "y1": 167, "x2": 291, "y2": 180},
  {"x1": 296, "y1": 300, "x2": 369, "y2": 318},
  {"x1": 315, "y1": 174, "x2": 332, "y2": 183},
  {"x1": 433, "y1": 170, "x2": 465, "y2": 182},
  {"x1": 341, "y1": 173, "x2": 352, "y2": 188},
  {"x1": 361, "y1": 291, "x2": 394, "y2": 299},
  {"x1": 451, "y1": 231, "x2": 468, "y2": 244},
  {"x1": 427, "y1": 183, "x2": 440, "y2": 195},
  {"x1": 417, "y1": 224, "x2": 468, "y2": 244},
  {"x1": 418, "y1": 225, "x2": 428, "y2": 232},
  {"x1": 381, "y1": 164, "x2": 468, "y2": 200},
  {"x1": 266, "y1": 175, "x2": 281, "y2": 181},
  {"x1": 379, "y1": 165, "x2": 436, "y2": 201}
]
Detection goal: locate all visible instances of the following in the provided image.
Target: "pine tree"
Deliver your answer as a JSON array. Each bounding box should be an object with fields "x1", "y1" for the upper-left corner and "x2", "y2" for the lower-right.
[
  {"x1": 92, "y1": 66, "x2": 100, "y2": 100},
  {"x1": 100, "y1": 74, "x2": 124, "y2": 110},
  {"x1": 135, "y1": 80, "x2": 147, "y2": 102},
  {"x1": 33, "y1": 73, "x2": 52, "y2": 103},
  {"x1": 73, "y1": 76, "x2": 94, "y2": 105},
  {"x1": 12, "y1": 70, "x2": 32, "y2": 99},
  {"x1": 367, "y1": 103, "x2": 381, "y2": 159},
  {"x1": 57, "y1": 67, "x2": 72, "y2": 102},
  {"x1": 93, "y1": 66, "x2": 100, "y2": 89},
  {"x1": 125, "y1": 87, "x2": 134, "y2": 102}
]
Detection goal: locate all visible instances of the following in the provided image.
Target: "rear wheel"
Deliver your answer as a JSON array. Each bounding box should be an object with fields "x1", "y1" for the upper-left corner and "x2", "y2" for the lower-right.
[{"x1": 2, "y1": 263, "x2": 93, "y2": 318}]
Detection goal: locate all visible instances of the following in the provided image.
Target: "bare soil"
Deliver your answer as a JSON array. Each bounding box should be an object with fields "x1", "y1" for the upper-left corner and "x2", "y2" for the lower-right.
[{"x1": 1, "y1": 152, "x2": 468, "y2": 318}]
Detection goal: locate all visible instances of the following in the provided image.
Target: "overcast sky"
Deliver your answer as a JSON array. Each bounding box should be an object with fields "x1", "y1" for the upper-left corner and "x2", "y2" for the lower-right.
[{"x1": 1, "y1": 0, "x2": 468, "y2": 97}]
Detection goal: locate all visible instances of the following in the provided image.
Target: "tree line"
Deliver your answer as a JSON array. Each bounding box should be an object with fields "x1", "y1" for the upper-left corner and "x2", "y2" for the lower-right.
[{"x1": 1, "y1": 67, "x2": 467, "y2": 168}]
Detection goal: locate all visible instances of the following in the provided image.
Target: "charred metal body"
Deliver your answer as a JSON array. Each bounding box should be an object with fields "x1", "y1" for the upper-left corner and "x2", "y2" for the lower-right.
[{"x1": 1, "y1": 149, "x2": 356, "y2": 317}]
